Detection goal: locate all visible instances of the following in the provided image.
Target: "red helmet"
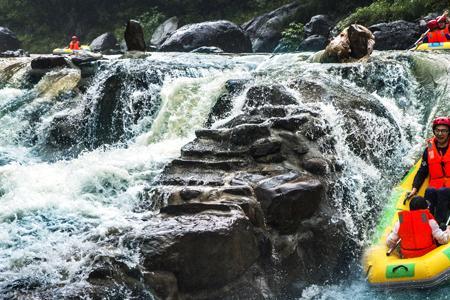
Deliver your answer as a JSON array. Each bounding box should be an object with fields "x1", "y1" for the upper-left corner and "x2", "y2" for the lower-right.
[
  {"x1": 432, "y1": 117, "x2": 450, "y2": 129},
  {"x1": 427, "y1": 20, "x2": 438, "y2": 30}
]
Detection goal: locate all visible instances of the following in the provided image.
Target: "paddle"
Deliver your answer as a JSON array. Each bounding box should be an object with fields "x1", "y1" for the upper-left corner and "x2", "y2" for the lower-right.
[
  {"x1": 386, "y1": 239, "x2": 401, "y2": 256},
  {"x1": 410, "y1": 29, "x2": 429, "y2": 50}
]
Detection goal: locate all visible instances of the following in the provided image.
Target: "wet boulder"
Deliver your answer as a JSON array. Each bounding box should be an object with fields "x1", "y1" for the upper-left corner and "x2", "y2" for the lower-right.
[
  {"x1": 125, "y1": 20, "x2": 146, "y2": 51},
  {"x1": 90, "y1": 32, "x2": 118, "y2": 52},
  {"x1": 255, "y1": 175, "x2": 325, "y2": 233},
  {"x1": 191, "y1": 46, "x2": 224, "y2": 53},
  {"x1": 0, "y1": 27, "x2": 20, "y2": 52},
  {"x1": 369, "y1": 20, "x2": 421, "y2": 50},
  {"x1": 159, "y1": 20, "x2": 252, "y2": 53},
  {"x1": 244, "y1": 85, "x2": 298, "y2": 109},
  {"x1": 0, "y1": 49, "x2": 29, "y2": 57},
  {"x1": 128, "y1": 209, "x2": 259, "y2": 292},
  {"x1": 150, "y1": 16, "x2": 178, "y2": 47},
  {"x1": 243, "y1": 2, "x2": 303, "y2": 52},
  {"x1": 31, "y1": 55, "x2": 69, "y2": 69}
]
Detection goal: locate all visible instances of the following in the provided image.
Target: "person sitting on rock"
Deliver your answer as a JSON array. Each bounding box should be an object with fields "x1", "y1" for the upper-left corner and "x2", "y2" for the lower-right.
[
  {"x1": 69, "y1": 35, "x2": 80, "y2": 50},
  {"x1": 386, "y1": 196, "x2": 450, "y2": 258}
]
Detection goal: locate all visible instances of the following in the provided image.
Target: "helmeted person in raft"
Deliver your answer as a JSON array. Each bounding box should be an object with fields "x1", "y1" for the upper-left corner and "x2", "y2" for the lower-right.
[
  {"x1": 69, "y1": 35, "x2": 80, "y2": 50},
  {"x1": 421, "y1": 11, "x2": 450, "y2": 44},
  {"x1": 408, "y1": 117, "x2": 450, "y2": 229},
  {"x1": 386, "y1": 196, "x2": 450, "y2": 258}
]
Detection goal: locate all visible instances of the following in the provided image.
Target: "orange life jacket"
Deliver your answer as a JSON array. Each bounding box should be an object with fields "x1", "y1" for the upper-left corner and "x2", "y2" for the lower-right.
[
  {"x1": 69, "y1": 41, "x2": 80, "y2": 50},
  {"x1": 427, "y1": 137, "x2": 450, "y2": 188},
  {"x1": 398, "y1": 209, "x2": 436, "y2": 258},
  {"x1": 427, "y1": 30, "x2": 447, "y2": 43}
]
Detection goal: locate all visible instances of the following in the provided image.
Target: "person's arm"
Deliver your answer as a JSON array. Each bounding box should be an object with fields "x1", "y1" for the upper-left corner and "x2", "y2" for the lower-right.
[
  {"x1": 386, "y1": 221, "x2": 400, "y2": 248},
  {"x1": 430, "y1": 219, "x2": 450, "y2": 244}
]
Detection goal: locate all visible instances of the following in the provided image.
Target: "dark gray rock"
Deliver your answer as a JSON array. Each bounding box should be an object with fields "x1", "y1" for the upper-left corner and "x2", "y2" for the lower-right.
[
  {"x1": 243, "y1": 2, "x2": 304, "y2": 52},
  {"x1": 125, "y1": 20, "x2": 146, "y2": 51},
  {"x1": 191, "y1": 46, "x2": 224, "y2": 53},
  {"x1": 369, "y1": 20, "x2": 421, "y2": 50},
  {"x1": 31, "y1": 56, "x2": 68, "y2": 69},
  {"x1": 244, "y1": 85, "x2": 297, "y2": 109},
  {"x1": 297, "y1": 35, "x2": 328, "y2": 51},
  {"x1": 255, "y1": 176, "x2": 324, "y2": 233},
  {"x1": 302, "y1": 158, "x2": 329, "y2": 175},
  {"x1": 304, "y1": 15, "x2": 334, "y2": 38},
  {"x1": 90, "y1": 32, "x2": 118, "y2": 52},
  {"x1": 129, "y1": 210, "x2": 259, "y2": 292},
  {"x1": 150, "y1": 16, "x2": 179, "y2": 46},
  {"x1": 0, "y1": 27, "x2": 20, "y2": 52},
  {"x1": 160, "y1": 20, "x2": 252, "y2": 53},
  {"x1": 250, "y1": 138, "x2": 282, "y2": 158}
]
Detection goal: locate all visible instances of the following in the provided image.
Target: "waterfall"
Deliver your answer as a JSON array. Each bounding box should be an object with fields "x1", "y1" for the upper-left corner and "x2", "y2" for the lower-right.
[{"x1": 0, "y1": 51, "x2": 448, "y2": 298}]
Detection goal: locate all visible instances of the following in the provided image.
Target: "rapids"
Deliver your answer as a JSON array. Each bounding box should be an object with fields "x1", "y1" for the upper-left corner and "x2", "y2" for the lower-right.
[{"x1": 0, "y1": 51, "x2": 448, "y2": 299}]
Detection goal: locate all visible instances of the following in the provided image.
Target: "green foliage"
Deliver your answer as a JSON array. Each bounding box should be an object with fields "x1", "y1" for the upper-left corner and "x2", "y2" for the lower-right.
[
  {"x1": 138, "y1": 9, "x2": 166, "y2": 42},
  {"x1": 337, "y1": 0, "x2": 449, "y2": 30},
  {"x1": 279, "y1": 22, "x2": 305, "y2": 52}
]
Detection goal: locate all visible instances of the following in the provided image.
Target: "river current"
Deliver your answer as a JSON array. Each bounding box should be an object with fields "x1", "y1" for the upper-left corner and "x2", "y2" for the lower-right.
[{"x1": 0, "y1": 51, "x2": 449, "y2": 299}]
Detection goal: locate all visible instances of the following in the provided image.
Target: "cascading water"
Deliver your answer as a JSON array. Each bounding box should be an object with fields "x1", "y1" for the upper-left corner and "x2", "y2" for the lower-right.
[{"x1": 0, "y1": 51, "x2": 448, "y2": 299}]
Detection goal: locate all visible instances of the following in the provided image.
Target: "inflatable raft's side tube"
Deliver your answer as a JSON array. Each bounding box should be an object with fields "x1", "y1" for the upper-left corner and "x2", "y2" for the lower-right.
[
  {"x1": 52, "y1": 45, "x2": 91, "y2": 55},
  {"x1": 415, "y1": 41, "x2": 450, "y2": 51}
]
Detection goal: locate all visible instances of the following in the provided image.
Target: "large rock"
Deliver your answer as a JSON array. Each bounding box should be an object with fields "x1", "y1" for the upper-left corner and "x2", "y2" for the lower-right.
[
  {"x1": 244, "y1": 85, "x2": 298, "y2": 109},
  {"x1": 90, "y1": 32, "x2": 118, "y2": 52},
  {"x1": 304, "y1": 15, "x2": 334, "y2": 38},
  {"x1": 124, "y1": 20, "x2": 146, "y2": 51},
  {"x1": 369, "y1": 20, "x2": 421, "y2": 50},
  {"x1": 297, "y1": 35, "x2": 328, "y2": 51},
  {"x1": 150, "y1": 16, "x2": 178, "y2": 47},
  {"x1": 128, "y1": 209, "x2": 259, "y2": 292},
  {"x1": 243, "y1": 2, "x2": 304, "y2": 52},
  {"x1": 159, "y1": 20, "x2": 252, "y2": 53},
  {"x1": 0, "y1": 27, "x2": 20, "y2": 52},
  {"x1": 31, "y1": 55, "x2": 68, "y2": 69},
  {"x1": 255, "y1": 175, "x2": 325, "y2": 233}
]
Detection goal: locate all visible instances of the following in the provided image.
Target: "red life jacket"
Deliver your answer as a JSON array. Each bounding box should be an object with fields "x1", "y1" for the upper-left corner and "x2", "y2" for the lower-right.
[
  {"x1": 398, "y1": 209, "x2": 436, "y2": 258},
  {"x1": 427, "y1": 30, "x2": 447, "y2": 43},
  {"x1": 69, "y1": 41, "x2": 80, "y2": 50},
  {"x1": 427, "y1": 137, "x2": 450, "y2": 188}
]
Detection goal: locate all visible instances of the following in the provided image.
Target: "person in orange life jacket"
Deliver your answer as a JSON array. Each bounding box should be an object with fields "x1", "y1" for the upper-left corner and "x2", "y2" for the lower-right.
[
  {"x1": 69, "y1": 36, "x2": 80, "y2": 50},
  {"x1": 386, "y1": 196, "x2": 450, "y2": 258},
  {"x1": 422, "y1": 11, "x2": 450, "y2": 43},
  {"x1": 408, "y1": 117, "x2": 450, "y2": 228}
]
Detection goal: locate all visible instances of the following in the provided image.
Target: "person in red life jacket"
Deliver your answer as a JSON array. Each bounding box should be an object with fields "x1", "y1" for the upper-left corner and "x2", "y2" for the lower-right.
[
  {"x1": 408, "y1": 117, "x2": 450, "y2": 228},
  {"x1": 422, "y1": 11, "x2": 450, "y2": 43},
  {"x1": 386, "y1": 196, "x2": 450, "y2": 259},
  {"x1": 69, "y1": 36, "x2": 80, "y2": 50}
]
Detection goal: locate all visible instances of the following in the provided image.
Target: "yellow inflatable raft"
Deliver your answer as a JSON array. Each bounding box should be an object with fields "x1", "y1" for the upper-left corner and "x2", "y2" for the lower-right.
[
  {"x1": 363, "y1": 160, "x2": 450, "y2": 289},
  {"x1": 414, "y1": 41, "x2": 450, "y2": 51},
  {"x1": 52, "y1": 45, "x2": 91, "y2": 55}
]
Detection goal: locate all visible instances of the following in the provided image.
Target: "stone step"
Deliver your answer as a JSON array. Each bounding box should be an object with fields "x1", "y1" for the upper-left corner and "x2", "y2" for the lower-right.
[
  {"x1": 181, "y1": 141, "x2": 250, "y2": 160},
  {"x1": 157, "y1": 172, "x2": 225, "y2": 186},
  {"x1": 195, "y1": 123, "x2": 271, "y2": 146},
  {"x1": 169, "y1": 158, "x2": 250, "y2": 172}
]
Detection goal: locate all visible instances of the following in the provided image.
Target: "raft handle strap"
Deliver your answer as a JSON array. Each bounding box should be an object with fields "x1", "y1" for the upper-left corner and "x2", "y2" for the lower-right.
[{"x1": 392, "y1": 265, "x2": 408, "y2": 273}]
